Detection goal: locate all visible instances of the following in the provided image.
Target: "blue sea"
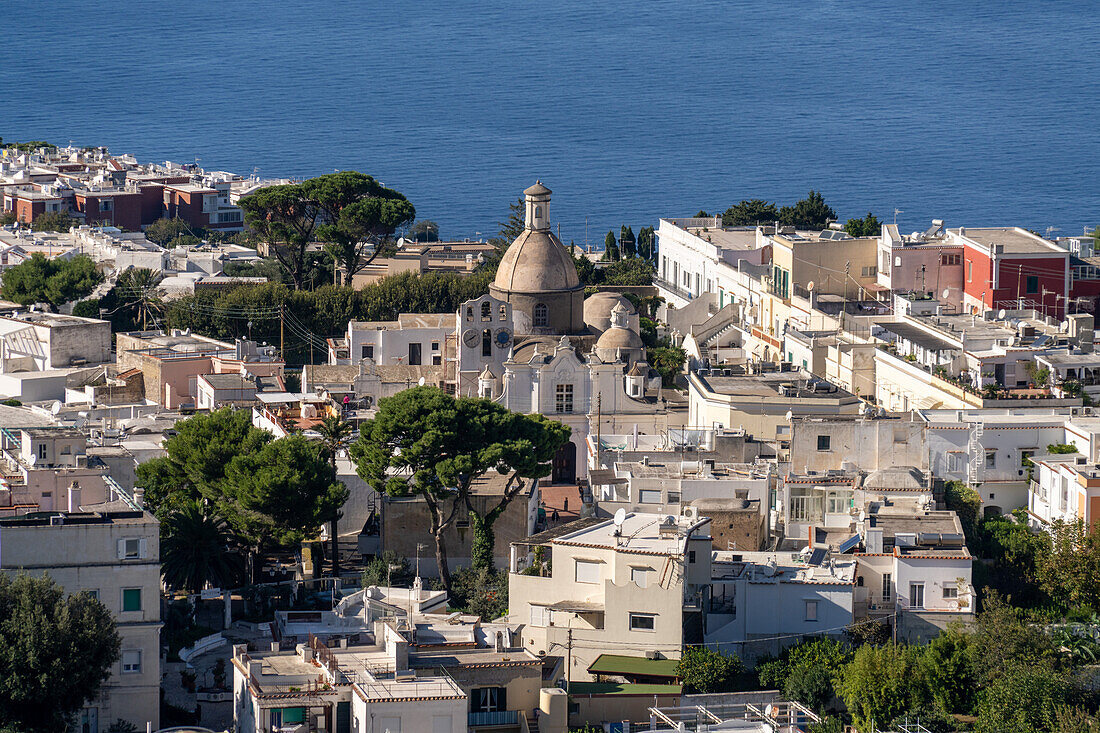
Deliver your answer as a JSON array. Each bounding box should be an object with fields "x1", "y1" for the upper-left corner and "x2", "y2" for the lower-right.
[{"x1": 2, "y1": 1, "x2": 1098, "y2": 245}]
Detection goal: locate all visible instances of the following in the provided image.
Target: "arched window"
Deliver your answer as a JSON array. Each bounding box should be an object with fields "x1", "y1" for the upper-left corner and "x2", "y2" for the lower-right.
[
  {"x1": 857, "y1": 576, "x2": 864, "y2": 587},
  {"x1": 481, "y1": 302, "x2": 491, "y2": 321},
  {"x1": 534, "y1": 303, "x2": 548, "y2": 327},
  {"x1": 499, "y1": 303, "x2": 507, "y2": 321},
  {"x1": 466, "y1": 306, "x2": 473, "y2": 321},
  {"x1": 482, "y1": 329, "x2": 492, "y2": 357},
  {"x1": 534, "y1": 205, "x2": 542, "y2": 220}
]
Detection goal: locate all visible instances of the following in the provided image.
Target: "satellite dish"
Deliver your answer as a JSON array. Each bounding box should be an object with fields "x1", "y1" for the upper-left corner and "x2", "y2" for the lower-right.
[
  {"x1": 1060, "y1": 321, "x2": 1070, "y2": 333},
  {"x1": 613, "y1": 508, "x2": 627, "y2": 527},
  {"x1": 806, "y1": 281, "x2": 815, "y2": 292},
  {"x1": 942, "y1": 288, "x2": 950, "y2": 300},
  {"x1": 417, "y1": 377, "x2": 426, "y2": 387},
  {"x1": 764, "y1": 704, "x2": 775, "y2": 719},
  {"x1": 785, "y1": 410, "x2": 793, "y2": 422},
  {"x1": 50, "y1": 401, "x2": 61, "y2": 415},
  {"x1": 26, "y1": 454, "x2": 35, "y2": 466},
  {"x1": 664, "y1": 514, "x2": 677, "y2": 526},
  {"x1": 997, "y1": 309, "x2": 1006, "y2": 319}
]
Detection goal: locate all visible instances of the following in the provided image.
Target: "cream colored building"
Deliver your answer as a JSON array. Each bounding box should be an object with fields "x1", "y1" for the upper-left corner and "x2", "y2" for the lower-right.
[
  {"x1": 508, "y1": 512, "x2": 714, "y2": 681},
  {"x1": 0, "y1": 509, "x2": 161, "y2": 731}
]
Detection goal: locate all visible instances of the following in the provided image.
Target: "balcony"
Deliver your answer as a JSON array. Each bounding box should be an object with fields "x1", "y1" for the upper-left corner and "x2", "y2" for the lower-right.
[
  {"x1": 653, "y1": 275, "x2": 693, "y2": 301},
  {"x1": 468, "y1": 711, "x2": 519, "y2": 728}
]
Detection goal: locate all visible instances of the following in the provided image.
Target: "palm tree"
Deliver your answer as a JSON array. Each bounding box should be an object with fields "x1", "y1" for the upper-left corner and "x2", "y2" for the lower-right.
[
  {"x1": 112, "y1": 268, "x2": 163, "y2": 330},
  {"x1": 161, "y1": 500, "x2": 245, "y2": 594},
  {"x1": 315, "y1": 415, "x2": 354, "y2": 578}
]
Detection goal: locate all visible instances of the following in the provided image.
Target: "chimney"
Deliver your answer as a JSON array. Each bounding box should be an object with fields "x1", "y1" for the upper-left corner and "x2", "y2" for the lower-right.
[
  {"x1": 67, "y1": 481, "x2": 81, "y2": 512},
  {"x1": 132, "y1": 487, "x2": 145, "y2": 509},
  {"x1": 495, "y1": 631, "x2": 505, "y2": 652}
]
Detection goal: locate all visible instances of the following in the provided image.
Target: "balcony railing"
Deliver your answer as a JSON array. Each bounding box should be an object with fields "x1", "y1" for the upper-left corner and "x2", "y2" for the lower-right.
[{"x1": 468, "y1": 711, "x2": 518, "y2": 727}]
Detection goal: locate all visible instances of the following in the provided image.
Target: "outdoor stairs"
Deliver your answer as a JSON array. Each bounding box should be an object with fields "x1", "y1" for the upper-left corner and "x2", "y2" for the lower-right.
[{"x1": 526, "y1": 712, "x2": 539, "y2": 733}]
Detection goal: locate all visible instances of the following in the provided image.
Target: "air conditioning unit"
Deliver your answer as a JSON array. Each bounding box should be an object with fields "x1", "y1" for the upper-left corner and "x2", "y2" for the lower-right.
[{"x1": 645, "y1": 650, "x2": 661, "y2": 660}]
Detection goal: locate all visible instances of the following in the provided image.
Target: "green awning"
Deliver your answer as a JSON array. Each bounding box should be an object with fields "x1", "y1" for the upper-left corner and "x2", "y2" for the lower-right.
[
  {"x1": 568, "y1": 682, "x2": 682, "y2": 696},
  {"x1": 587, "y1": 654, "x2": 680, "y2": 679}
]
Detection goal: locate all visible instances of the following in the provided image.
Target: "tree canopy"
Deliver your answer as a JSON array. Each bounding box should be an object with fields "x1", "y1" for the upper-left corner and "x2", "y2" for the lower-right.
[
  {"x1": 0, "y1": 574, "x2": 120, "y2": 732},
  {"x1": 30, "y1": 211, "x2": 76, "y2": 233},
  {"x1": 0, "y1": 253, "x2": 102, "y2": 310},
  {"x1": 843, "y1": 212, "x2": 882, "y2": 237},
  {"x1": 721, "y1": 192, "x2": 837, "y2": 230},
  {"x1": 351, "y1": 387, "x2": 569, "y2": 587},
  {"x1": 602, "y1": 230, "x2": 620, "y2": 261},
  {"x1": 144, "y1": 217, "x2": 198, "y2": 246},
  {"x1": 722, "y1": 199, "x2": 780, "y2": 226},
  {"x1": 160, "y1": 500, "x2": 245, "y2": 593},
  {"x1": 675, "y1": 646, "x2": 744, "y2": 693}
]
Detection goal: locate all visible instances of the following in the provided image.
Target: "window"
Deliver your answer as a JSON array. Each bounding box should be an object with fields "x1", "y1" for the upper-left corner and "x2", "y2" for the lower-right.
[
  {"x1": 99, "y1": 199, "x2": 113, "y2": 212},
  {"x1": 534, "y1": 303, "x2": 549, "y2": 327},
  {"x1": 431, "y1": 341, "x2": 440, "y2": 351},
  {"x1": 555, "y1": 384, "x2": 574, "y2": 413},
  {"x1": 630, "y1": 567, "x2": 649, "y2": 588},
  {"x1": 882, "y1": 573, "x2": 892, "y2": 602},
  {"x1": 910, "y1": 582, "x2": 925, "y2": 609},
  {"x1": 408, "y1": 342, "x2": 422, "y2": 366},
  {"x1": 466, "y1": 306, "x2": 474, "y2": 321},
  {"x1": 947, "y1": 452, "x2": 965, "y2": 473},
  {"x1": 826, "y1": 493, "x2": 850, "y2": 514},
  {"x1": 985, "y1": 450, "x2": 996, "y2": 469},
  {"x1": 122, "y1": 538, "x2": 141, "y2": 559},
  {"x1": 629, "y1": 613, "x2": 656, "y2": 631},
  {"x1": 967, "y1": 260, "x2": 973, "y2": 282},
  {"x1": 861, "y1": 266, "x2": 877, "y2": 277},
  {"x1": 941, "y1": 253, "x2": 961, "y2": 266},
  {"x1": 37, "y1": 443, "x2": 47, "y2": 460},
  {"x1": 481, "y1": 302, "x2": 492, "y2": 321},
  {"x1": 639, "y1": 489, "x2": 661, "y2": 504},
  {"x1": 482, "y1": 329, "x2": 492, "y2": 357},
  {"x1": 361, "y1": 345, "x2": 374, "y2": 360},
  {"x1": 84, "y1": 589, "x2": 99, "y2": 601},
  {"x1": 529, "y1": 605, "x2": 549, "y2": 626},
  {"x1": 943, "y1": 585, "x2": 958, "y2": 600},
  {"x1": 121, "y1": 649, "x2": 142, "y2": 674},
  {"x1": 122, "y1": 588, "x2": 142, "y2": 613},
  {"x1": 499, "y1": 304, "x2": 507, "y2": 320},
  {"x1": 1026, "y1": 275, "x2": 1039, "y2": 294},
  {"x1": 817, "y1": 435, "x2": 831, "y2": 451},
  {"x1": 471, "y1": 687, "x2": 507, "y2": 713},
  {"x1": 688, "y1": 550, "x2": 697, "y2": 563},
  {"x1": 804, "y1": 600, "x2": 818, "y2": 621},
  {"x1": 575, "y1": 559, "x2": 600, "y2": 584}
]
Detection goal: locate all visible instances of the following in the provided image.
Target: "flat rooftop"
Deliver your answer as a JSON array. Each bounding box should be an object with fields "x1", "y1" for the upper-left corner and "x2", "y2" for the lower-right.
[
  {"x1": 1, "y1": 312, "x2": 104, "y2": 328},
  {"x1": 553, "y1": 512, "x2": 708, "y2": 554},
  {"x1": 694, "y1": 371, "x2": 853, "y2": 400},
  {"x1": 956, "y1": 227, "x2": 1064, "y2": 255},
  {"x1": 682, "y1": 226, "x2": 758, "y2": 251}
]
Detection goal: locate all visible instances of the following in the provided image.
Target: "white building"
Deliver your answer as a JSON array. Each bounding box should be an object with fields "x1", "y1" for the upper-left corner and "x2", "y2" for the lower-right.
[
  {"x1": 0, "y1": 509, "x2": 161, "y2": 730},
  {"x1": 1028, "y1": 450, "x2": 1100, "y2": 529}
]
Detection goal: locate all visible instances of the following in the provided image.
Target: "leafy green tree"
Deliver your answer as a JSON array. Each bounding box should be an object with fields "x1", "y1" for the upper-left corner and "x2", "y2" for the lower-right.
[
  {"x1": 602, "y1": 231, "x2": 620, "y2": 262},
  {"x1": 1, "y1": 253, "x2": 102, "y2": 310},
  {"x1": 1037, "y1": 519, "x2": 1100, "y2": 613},
  {"x1": 943, "y1": 480, "x2": 981, "y2": 543},
  {"x1": 0, "y1": 211, "x2": 16, "y2": 227},
  {"x1": 779, "y1": 191, "x2": 837, "y2": 230},
  {"x1": 675, "y1": 646, "x2": 744, "y2": 693},
  {"x1": 975, "y1": 663, "x2": 1071, "y2": 733},
  {"x1": 573, "y1": 251, "x2": 597, "y2": 285},
  {"x1": 601, "y1": 258, "x2": 654, "y2": 286},
  {"x1": 308, "y1": 171, "x2": 416, "y2": 286},
  {"x1": 351, "y1": 387, "x2": 569, "y2": 588},
  {"x1": 919, "y1": 623, "x2": 976, "y2": 714},
  {"x1": 410, "y1": 220, "x2": 440, "y2": 242},
  {"x1": 30, "y1": 211, "x2": 76, "y2": 232},
  {"x1": 136, "y1": 407, "x2": 271, "y2": 517},
  {"x1": 649, "y1": 345, "x2": 686, "y2": 387},
  {"x1": 144, "y1": 217, "x2": 196, "y2": 246},
  {"x1": 361, "y1": 550, "x2": 413, "y2": 588},
  {"x1": 968, "y1": 592, "x2": 1056, "y2": 685},
  {"x1": 160, "y1": 500, "x2": 245, "y2": 593},
  {"x1": 843, "y1": 212, "x2": 882, "y2": 237},
  {"x1": 620, "y1": 226, "x2": 636, "y2": 259},
  {"x1": 239, "y1": 183, "x2": 321, "y2": 288},
  {"x1": 835, "y1": 643, "x2": 926, "y2": 732},
  {"x1": 0, "y1": 574, "x2": 120, "y2": 732},
  {"x1": 1048, "y1": 443, "x2": 1078, "y2": 454},
  {"x1": 314, "y1": 415, "x2": 354, "y2": 577},
  {"x1": 754, "y1": 638, "x2": 850, "y2": 712},
  {"x1": 222, "y1": 434, "x2": 349, "y2": 551},
  {"x1": 72, "y1": 298, "x2": 100, "y2": 318},
  {"x1": 722, "y1": 199, "x2": 780, "y2": 226},
  {"x1": 449, "y1": 566, "x2": 508, "y2": 620},
  {"x1": 637, "y1": 225, "x2": 656, "y2": 260},
  {"x1": 110, "y1": 268, "x2": 164, "y2": 330}
]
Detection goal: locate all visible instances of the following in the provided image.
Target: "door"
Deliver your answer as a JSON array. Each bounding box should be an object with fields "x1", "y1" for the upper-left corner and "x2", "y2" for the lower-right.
[
  {"x1": 910, "y1": 582, "x2": 925, "y2": 609},
  {"x1": 551, "y1": 441, "x2": 577, "y2": 484}
]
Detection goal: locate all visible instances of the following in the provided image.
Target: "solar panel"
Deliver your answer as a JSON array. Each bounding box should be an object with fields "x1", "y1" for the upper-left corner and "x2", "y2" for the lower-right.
[
  {"x1": 808, "y1": 548, "x2": 827, "y2": 566},
  {"x1": 837, "y1": 534, "x2": 862, "y2": 554},
  {"x1": 1031, "y1": 335, "x2": 1051, "y2": 348}
]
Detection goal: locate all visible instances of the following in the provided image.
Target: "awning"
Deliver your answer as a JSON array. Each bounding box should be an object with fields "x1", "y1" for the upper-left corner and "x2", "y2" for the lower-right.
[
  {"x1": 547, "y1": 600, "x2": 605, "y2": 613},
  {"x1": 587, "y1": 654, "x2": 679, "y2": 679}
]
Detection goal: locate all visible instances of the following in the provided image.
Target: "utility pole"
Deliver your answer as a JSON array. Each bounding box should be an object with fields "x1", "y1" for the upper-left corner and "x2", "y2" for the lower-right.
[
  {"x1": 595, "y1": 392, "x2": 602, "y2": 468},
  {"x1": 566, "y1": 628, "x2": 573, "y2": 688},
  {"x1": 279, "y1": 304, "x2": 285, "y2": 362}
]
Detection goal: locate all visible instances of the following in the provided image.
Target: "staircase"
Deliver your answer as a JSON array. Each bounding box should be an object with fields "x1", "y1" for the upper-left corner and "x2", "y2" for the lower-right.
[
  {"x1": 525, "y1": 712, "x2": 540, "y2": 733},
  {"x1": 967, "y1": 420, "x2": 984, "y2": 486}
]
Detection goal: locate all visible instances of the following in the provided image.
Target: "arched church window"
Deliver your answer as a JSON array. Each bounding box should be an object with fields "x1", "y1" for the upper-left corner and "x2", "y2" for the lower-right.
[
  {"x1": 482, "y1": 329, "x2": 492, "y2": 357},
  {"x1": 534, "y1": 303, "x2": 548, "y2": 327},
  {"x1": 466, "y1": 306, "x2": 473, "y2": 321},
  {"x1": 534, "y1": 205, "x2": 542, "y2": 220},
  {"x1": 481, "y1": 302, "x2": 491, "y2": 321},
  {"x1": 499, "y1": 304, "x2": 507, "y2": 321}
]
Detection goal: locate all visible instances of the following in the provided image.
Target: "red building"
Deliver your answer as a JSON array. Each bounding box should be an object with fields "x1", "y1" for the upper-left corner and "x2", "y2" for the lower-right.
[
  {"x1": 958, "y1": 227, "x2": 1073, "y2": 318},
  {"x1": 73, "y1": 189, "x2": 143, "y2": 231}
]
